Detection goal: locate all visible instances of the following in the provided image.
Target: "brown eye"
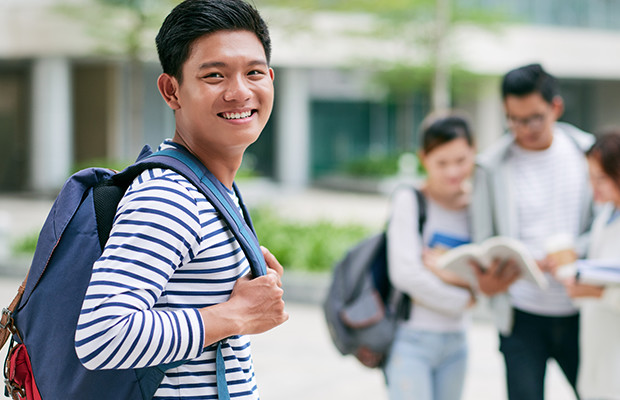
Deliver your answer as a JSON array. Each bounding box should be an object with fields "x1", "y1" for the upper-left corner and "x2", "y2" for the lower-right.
[
  {"x1": 248, "y1": 70, "x2": 266, "y2": 78},
  {"x1": 203, "y1": 72, "x2": 223, "y2": 79}
]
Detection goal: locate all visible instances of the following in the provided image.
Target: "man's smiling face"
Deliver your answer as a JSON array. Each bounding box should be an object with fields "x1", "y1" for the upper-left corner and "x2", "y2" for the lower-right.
[{"x1": 171, "y1": 29, "x2": 274, "y2": 156}]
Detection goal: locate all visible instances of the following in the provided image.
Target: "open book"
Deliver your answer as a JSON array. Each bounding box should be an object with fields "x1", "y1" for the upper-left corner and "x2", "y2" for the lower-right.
[{"x1": 437, "y1": 236, "x2": 549, "y2": 290}]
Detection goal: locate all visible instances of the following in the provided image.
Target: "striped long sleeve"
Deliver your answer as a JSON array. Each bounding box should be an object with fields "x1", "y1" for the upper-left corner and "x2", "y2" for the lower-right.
[{"x1": 75, "y1": 163, "x2": 258, "y2": 399}]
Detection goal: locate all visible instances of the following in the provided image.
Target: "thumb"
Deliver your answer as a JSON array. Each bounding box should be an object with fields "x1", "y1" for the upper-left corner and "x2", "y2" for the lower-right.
[
  {"x1": 469, "y1": 259, "x2": 484, "y2": 277},
  {"x1": 261, "y1": 246, "x2": 284, "y2": 277}
]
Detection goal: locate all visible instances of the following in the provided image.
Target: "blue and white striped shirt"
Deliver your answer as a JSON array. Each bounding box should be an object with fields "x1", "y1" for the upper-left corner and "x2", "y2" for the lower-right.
[{"x1": 75, "y1": 143, "x2": 259, "y2": 399}]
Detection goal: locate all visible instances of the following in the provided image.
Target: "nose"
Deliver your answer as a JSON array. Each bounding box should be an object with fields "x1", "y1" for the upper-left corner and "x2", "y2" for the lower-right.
[
  {"x1": 223, "y1": 75, "x2": 251, "y2": 102},
  {"x1": 445, "y1": 164, "x2": 465, "y2": 181},
  {"x1": 512, "y1": 123, "x2": 532, "y2": 136}
]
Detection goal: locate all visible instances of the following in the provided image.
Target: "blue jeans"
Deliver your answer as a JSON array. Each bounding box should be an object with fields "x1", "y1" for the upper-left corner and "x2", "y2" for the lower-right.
[{"x1": 384, "y1": 327, "x2": 468, "y2": 400}]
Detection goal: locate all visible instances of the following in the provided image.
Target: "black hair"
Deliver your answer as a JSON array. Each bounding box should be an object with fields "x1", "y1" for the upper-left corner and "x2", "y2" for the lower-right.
[
  {"x1": 501, "y1": 63, "x2": 559, "y2": 104},
  {"x1": 420, "y1": 112, "x2": 474, "y2": 154},
  {"x1": 155, "y1": 0, "x2": 271, "y2": 82},
  {"x1": 586, "y1": 129, "x2": 620, "y2": 190}
]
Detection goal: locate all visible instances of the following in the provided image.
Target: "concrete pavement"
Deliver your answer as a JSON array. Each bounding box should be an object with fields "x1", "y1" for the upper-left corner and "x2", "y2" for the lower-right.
[{"x1": 250, "y1": 301, "x2": 576, "y2": 400}]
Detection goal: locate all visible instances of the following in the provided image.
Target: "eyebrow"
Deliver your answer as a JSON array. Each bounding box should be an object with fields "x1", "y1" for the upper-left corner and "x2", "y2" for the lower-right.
[{"x1": 197, "y1": 60, "x2": 268, "y2": 70}]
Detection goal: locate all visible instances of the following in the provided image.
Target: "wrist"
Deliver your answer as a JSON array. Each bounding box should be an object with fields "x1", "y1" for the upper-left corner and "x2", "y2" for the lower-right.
[{"x1": 198, "y1": 302, "x2": 242, "y2": 347}]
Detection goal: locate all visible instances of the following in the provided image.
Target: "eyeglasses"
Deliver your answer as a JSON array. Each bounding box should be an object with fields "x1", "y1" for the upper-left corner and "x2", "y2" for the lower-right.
[{"x1": 506, "y1": 113, "x2": 547, "y2": 131}]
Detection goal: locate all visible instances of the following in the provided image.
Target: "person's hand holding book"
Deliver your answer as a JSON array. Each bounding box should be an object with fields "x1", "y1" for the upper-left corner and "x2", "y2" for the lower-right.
[
  {"x1": 470, "y1": 258, "x2": 521, "y2": 296},
  {"x1": 562, "y1": 275, "x2": 604, "y2": 299}
]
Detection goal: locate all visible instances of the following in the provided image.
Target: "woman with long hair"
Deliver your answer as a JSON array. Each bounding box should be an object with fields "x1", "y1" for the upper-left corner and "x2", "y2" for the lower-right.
[{"x1": 562, "y1": 129, "x2": 620, "y2": 400}]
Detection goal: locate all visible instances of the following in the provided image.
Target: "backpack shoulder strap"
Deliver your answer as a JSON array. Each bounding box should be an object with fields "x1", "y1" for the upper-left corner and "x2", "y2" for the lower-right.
[
  {"x1": 129, "y1": 147, "x2": 265, "y2": 400},
  {"x1": 111, "y1": 146, "x2": 267, "y2": 278},
  {"x1": 93, "y1": 144, "x2": 156, "y2": 251},
  {"x1": 412, "y1": 188, "x2": 427, "y2": 235},
  {"x1": 388, "y1": 185, "x2": 426, "y2": 235}
]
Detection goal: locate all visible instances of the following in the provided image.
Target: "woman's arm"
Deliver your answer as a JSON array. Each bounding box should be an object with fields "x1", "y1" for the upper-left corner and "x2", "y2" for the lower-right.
[{"x1": 387, "y1": 188, "x2": 474, "y2": 316}]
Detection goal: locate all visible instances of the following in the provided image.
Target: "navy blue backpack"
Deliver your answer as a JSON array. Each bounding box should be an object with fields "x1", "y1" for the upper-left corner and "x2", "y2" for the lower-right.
[{"x1": 1, "y1": 144, "x2": 265, "y2": 400}]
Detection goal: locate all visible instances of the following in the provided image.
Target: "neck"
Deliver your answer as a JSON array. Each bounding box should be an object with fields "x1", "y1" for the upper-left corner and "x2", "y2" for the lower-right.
[
  {"x1": 424, "y1": 181, "x2": 470, "y2": 210},
  {"x1": 203, "y1": 159, "x2": 240, "y2": 190},
  {"x1": 171, "y1": 136, "x2": 241, "y2": 189}
]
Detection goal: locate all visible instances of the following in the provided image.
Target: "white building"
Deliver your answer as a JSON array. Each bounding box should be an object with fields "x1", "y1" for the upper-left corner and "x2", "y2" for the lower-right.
[{"x1": 1, "y1": 0, "x2": 620, "y2": 193}]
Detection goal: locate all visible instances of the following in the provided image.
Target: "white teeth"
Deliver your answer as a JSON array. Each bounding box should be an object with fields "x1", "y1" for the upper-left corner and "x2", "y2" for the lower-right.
[{"x1": 223, "y1": 111, "x2": 252, "y2": 120}]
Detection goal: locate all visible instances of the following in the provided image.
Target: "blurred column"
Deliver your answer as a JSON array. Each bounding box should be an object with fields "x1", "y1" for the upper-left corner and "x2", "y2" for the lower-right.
[
  {"x1": 0, "y1": 211, "x2": 10, "y2": 260},
  {"x1": 30, "y1": 57, "x2": 73, "y2": 193},
  {"x1": 275, "y1": 68, "x2": 310, "y2": 188},
  {"x1": 474, "y1": 77, "x2": 504, "y2": 152}
]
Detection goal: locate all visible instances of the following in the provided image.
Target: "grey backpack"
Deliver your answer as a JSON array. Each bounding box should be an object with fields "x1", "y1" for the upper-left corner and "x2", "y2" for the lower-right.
[{"x1": 323, "y1": 188, "x2": 426, "y2": 368}]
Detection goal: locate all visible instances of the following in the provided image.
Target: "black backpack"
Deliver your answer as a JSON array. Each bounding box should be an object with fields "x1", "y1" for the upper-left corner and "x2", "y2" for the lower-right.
[{"x1": 323, "y1": 188, "x2": 426, "y2": 368}]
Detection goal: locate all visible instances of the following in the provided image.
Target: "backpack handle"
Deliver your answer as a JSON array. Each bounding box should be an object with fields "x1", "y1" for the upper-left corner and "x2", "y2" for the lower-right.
[
  {"x1": 109, "y1": 145, "x2": 268, "y2": 278},
  {"x1": 0, "y1": 274, "x2": 27, "y2": 348}
]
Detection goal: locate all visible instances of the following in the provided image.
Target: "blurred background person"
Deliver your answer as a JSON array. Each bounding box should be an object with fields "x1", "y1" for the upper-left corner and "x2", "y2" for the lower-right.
[
  {"x1": 471, "y1": 63, "x2": 594, "y2": 400},
  {"x1": 562, "y1": 130, "x2": 620, "y2": 400},
  {"x1": 385, "y1": 112, "x2": 478, "y2": 400}
]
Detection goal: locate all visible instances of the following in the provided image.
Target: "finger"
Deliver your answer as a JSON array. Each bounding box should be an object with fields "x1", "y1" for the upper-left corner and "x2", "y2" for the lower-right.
[
  {"x1": 261, "y1": 246, "x2": 284, "y2": 277},
  {"x1": 469, "y1": 259, "x2": 484, "y2": 277},
  {"x1": 537, "y1": 258, "x2": 552, "y2": 273},
  {"x1": 495, "y1": 258, "x2": 511, "y2": 275},
  {"x1": 503, "y1": 262, "x2": 521, "y2": 283},
  {"x1": 546, "y1": 258, "x2": 559, "y2": 274},
  {"x1": 280, "y1": 310, "x2": 290, "y2": 325},
  {"x1": 496, "y1": 259, "x2": 512, "y2": 278},
  {"x1": 562, "y1": 276, "x2": 577, "y2": 287},
  {"x1": 494, "y1": 257, "x2": 508, "y2": 273},
  {"x1": 506, "y1": 267, "x2": 521, "y2": 283},
  {"x1": 266, "y1": 268, "x2": 283, "y2": 287}
]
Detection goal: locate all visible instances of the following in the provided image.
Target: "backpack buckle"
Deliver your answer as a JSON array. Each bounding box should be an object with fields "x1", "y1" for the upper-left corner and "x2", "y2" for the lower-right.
[
  {"x1": 4, "y1": 378, "x2": 26, "y2": 400},
  {"x1": 0, "y1": 308, "x2": 13, "y2": 331}
]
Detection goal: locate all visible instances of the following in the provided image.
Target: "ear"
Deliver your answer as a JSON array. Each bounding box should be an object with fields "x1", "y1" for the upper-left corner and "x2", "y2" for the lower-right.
[
  {"x1": 157, "y1": 73, "x2": 181, "y2": 110},
  {"x1": 269, "y1": 67, "x2": 275, "y2": 81},
  {"x1": 551, "y1": 96, "x2": 564, "y2": 120}
]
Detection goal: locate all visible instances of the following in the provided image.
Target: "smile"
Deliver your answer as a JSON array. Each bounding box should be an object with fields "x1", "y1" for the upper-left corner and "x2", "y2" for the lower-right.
[{"x1": 220, "y1": 110, "x2": 254, "y2": 120}]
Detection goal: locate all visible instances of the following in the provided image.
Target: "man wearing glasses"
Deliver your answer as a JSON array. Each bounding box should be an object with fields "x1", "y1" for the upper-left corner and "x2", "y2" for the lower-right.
[{"x1": 470, "y1": 63, "x2": 594, "y2": 400}]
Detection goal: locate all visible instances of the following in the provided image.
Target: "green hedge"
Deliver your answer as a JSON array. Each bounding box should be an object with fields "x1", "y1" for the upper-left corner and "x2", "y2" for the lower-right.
[
  {"x1": 344, "y1": 154, "x2": 401, "y2": 177},
  {"x1": 250, "y1": 208, "x2": 370, "y2": 272},
  {"x1": 11, "y1": 232, "x2": 39, "y2": 256},
  {"x1": 11, "y1": 208, "x2": 371, "y2": 273},
  {"x1": 343, "y1": 152, "x2": 426, "y2": 177}
]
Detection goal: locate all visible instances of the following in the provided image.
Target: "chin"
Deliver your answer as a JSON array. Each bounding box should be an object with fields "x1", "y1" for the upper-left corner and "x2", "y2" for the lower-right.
[
  {"x1": 519, "y1": 137, "x2": 549, "y2": 150},
  {"x1": 593, "y1": 194, "x2": 607, "y2": 204},
  {"x1": 445, "y1": 183, "x2": 464, "y2": 194}
]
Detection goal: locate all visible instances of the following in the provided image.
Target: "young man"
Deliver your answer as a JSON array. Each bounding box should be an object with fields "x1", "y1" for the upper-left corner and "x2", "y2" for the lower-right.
[
  {"x1": 471, "y1": 64, "x2": 594, "y2": 400},
  {"x1": 75, "y1": 1, "x2": 288, "y2": 399}
]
